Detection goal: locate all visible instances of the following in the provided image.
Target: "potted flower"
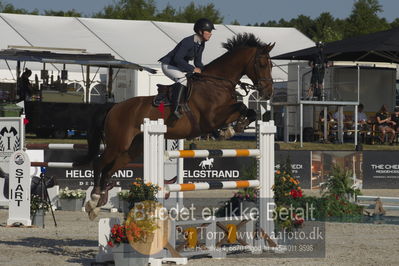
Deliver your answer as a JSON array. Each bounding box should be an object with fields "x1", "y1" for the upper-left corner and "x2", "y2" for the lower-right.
[
  {"x1": 117, "y1": 190, "x2": 130, "y2": 213},
  {"x1": 124, "y1": 178, "x2": 161, "y2": 213},
  {"x1": 59, "y1": 187, "x2": 86, "y2": 211},
  {"x1": 108, "y1": 200, "x2": 163, "y2": 266},
  {"x1": 31, "y1": 194, "x2": 50, "y2": 227}
]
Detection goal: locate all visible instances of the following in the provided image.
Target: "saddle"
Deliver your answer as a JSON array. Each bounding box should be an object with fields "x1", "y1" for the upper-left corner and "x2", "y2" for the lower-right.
[{"x1": 153, "y1": 79, "x2": 193, "y2": 108}]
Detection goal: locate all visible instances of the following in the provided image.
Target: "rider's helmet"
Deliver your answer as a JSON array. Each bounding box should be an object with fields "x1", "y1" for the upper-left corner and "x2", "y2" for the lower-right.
[{"x1": 194, "y1": 18, "x2": 215, "y2": 34}]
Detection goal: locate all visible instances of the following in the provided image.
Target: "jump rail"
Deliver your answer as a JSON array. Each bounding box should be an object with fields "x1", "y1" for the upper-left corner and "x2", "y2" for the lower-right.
[
  {"x1": 26, "y1": 143, "x2": 105, "y2": 150},
  {"x1": 166, "y1": 180, "x2": 260, "y2": 192},
  {"x1": 31, "y1": 162, "x2": 143, "y2": 168}
]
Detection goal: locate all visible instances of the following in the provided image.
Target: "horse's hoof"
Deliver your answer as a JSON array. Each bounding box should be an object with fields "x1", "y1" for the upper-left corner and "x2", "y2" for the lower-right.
[
  {"x1": 85, "y1": 194, "x2": 100, "y2": 213},
  {"x1": 85, "y1": 201, "x2": 93, "y2": 213},
  {"x1": 91, "y1": 194, "x2": 101, "y2": 201},
  {"x1": 88, "y1": 207, "x2": 100, "y2": 221}
]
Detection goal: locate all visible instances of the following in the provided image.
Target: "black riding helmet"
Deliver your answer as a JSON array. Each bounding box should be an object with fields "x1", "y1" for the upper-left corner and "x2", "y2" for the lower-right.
[{"x1": 194, "y1": 18, "x2": 215, "y2": 34}]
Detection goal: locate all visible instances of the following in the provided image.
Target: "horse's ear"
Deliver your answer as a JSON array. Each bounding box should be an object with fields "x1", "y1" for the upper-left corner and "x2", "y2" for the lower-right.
[{"x1": 267, "y1": 42, "x2": 276, "y2": 52}]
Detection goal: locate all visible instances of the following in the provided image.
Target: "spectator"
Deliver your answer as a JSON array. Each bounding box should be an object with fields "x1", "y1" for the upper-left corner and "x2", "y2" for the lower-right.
[
  {"x1": 390, "y1": 107, "x2": 399, "y2": 138},
  {"x1": 309, "y1": 42, "x2": 329, "y2": 101},
  {"x1": 18, "y1": 68, "x2": 33, "y2": 102},
  {"x1": 356, "y1": 104, "x2": 369, "y2": 130},
  {"x1": 375, "y1": 104, "x2": 395, "y2": 145}
]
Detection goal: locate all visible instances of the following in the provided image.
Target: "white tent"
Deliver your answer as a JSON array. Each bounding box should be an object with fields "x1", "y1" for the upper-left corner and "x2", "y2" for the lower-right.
[{"x1": 0, "y1": 13, "x2": 314, "y2": 99}]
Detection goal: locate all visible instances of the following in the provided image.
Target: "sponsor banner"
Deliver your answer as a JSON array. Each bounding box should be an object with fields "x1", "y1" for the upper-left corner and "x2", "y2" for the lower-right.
[
  {"x1": 183, "y1": 157, "x2": 250, "y2": 183},
  {"x1": 363, "y1": 151, "x2": 399, "y2": 189},
  {"x1": 183, "y1": 151, "x2": 312, "y2": 189},
  {"x1": 276, "y1": 151, "x2": 311, "y2": 189},
  {"x1": 44, "y1": 150, "x2": 143, "y2": 189},
  {"x1": 311, "y1": 151, "x2": 362, "y2": 190}
]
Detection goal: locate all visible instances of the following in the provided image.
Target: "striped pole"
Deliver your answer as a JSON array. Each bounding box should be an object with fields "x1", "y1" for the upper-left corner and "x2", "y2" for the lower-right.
[
  {"x1": 31, "y1": 162, "x2": 143, "y2": 168},
  {"x1": 165, "y1": 180, "x2": 260, "y2": 192},
  {"x1": 26, "y1": 143, "x2": 105, "y2": 150},
  {"x1": 166, "y1": 149, "x2": 260, "y2": 159}
]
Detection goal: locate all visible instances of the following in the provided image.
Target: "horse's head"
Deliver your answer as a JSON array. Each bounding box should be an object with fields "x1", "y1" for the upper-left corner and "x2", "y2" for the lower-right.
[{"x1": 245, "y1": 43, "x2": 275, "y2": 100}]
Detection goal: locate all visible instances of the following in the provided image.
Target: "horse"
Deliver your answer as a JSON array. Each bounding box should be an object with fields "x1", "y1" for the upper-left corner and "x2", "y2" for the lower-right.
[
  {"x1": 199, "y1": 158, "x2": 214, "y2": 170},
  {"x1": 83, "y1": 33, "x2": 275, "y2": 220}
]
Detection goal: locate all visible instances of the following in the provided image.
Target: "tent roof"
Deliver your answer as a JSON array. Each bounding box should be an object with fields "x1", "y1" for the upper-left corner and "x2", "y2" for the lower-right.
[
  {"x1": 273, "y1": 27, "x2": 399, "y2": 63},
  {"x1": 0, "y1": 13, "x2": 314, "y2": 80},
  {"x1": 0, "y1": 48, "x2": 156, "y2": 72}
]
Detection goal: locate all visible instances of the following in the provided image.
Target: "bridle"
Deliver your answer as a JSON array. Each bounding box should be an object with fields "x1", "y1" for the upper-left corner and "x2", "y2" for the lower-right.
[
  {"x1": 191, "y1": 46, "x2": 273, "y2": 97},
  {"x1": 246, "y1": 46, "x2": 273, "y2": 92}
]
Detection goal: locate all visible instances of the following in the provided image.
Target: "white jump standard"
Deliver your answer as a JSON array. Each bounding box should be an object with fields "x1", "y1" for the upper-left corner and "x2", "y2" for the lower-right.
[{"x1": 141, "y1": 118, "x2": 277, "y2": 253}]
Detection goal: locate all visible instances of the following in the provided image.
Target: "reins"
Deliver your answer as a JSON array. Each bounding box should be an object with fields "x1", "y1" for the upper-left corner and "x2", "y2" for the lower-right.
[
  {"x1": 193, "y1": 47, "x2": 273, "y2": 98},
  {"x1": 192, "y1": 73, "x2": 258, "y2": 98}
]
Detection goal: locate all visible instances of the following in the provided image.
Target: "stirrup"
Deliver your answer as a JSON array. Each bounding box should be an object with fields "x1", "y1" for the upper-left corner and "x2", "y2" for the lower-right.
[{"x1": 173, "y1": 109, "x2": 182, "y2": 119}]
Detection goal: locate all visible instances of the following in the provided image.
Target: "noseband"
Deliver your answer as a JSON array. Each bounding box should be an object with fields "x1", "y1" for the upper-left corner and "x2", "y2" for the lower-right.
[{"x1": 250, "y1": 47, "x2": 273, "y2": 92}]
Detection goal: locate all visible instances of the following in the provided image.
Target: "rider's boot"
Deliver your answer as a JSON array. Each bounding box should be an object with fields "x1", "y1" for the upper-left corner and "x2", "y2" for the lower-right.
[{"x1": 172, "y1": 83, "x2": 186, "y2": 119}]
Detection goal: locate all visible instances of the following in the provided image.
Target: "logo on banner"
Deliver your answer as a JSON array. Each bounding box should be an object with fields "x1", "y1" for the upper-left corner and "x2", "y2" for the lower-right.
[
  {"x1": 199, "y1": 157, "x2": 214, "y2": 169},
  {"x1": 0, "y1": 126, "x2": 20, "y2": 157},
  {"x1": 14, "y1": 153, "x2": 25, "y2": 165}
]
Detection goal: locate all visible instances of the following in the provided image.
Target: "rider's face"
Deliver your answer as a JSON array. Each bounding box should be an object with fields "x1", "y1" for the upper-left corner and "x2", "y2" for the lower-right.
[{"x1": 201, "y1": 30, "x2": 212, "y2": 42}]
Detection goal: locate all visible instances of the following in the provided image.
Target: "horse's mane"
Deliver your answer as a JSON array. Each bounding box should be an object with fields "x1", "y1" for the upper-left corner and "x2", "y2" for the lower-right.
[{"x1": 222, "y1": 33, "x2": 266, "y2": 51}]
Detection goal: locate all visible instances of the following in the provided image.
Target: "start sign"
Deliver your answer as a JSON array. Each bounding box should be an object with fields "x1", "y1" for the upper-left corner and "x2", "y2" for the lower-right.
[{"x1": 7, "y1": 150, "x2": 31, "y2": 226}]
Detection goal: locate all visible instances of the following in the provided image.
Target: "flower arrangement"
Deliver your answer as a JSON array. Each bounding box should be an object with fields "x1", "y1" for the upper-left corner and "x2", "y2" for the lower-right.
[
  {"x1": 232, "y1": 187, "x2": 258, "y2": 202},
  {"x1": 31, "y1": 194, "x2": 50, "y2": 215},
  {"x1": 273, "y1": 161, "x2": 305, "y2": 231},
  {"x1": 117, "y1": 190, "x2": 130, "y2": 201},
  {"x1": 59, "y1": 187, "x2": 86, "y2": 199},
  {"x1": 108, "y1": 200, "x2": 161, "y2": 247},
  {"x1": 126, "y1": 178, "x2": 160, "y2": 207}
]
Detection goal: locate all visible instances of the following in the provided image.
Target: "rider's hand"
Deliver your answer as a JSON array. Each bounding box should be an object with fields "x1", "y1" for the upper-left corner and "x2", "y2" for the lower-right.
[{"x1": 194, "y1": 67, "x2": 202, "y2": 73}]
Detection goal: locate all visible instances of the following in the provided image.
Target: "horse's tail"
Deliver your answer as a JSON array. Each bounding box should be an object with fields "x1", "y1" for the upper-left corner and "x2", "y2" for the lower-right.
[{"x1": 74, "y1": 104, "x2": 113, "y2": 166}]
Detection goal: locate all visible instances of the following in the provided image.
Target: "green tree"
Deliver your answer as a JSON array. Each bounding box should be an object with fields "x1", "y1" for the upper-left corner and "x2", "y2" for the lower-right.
[
  {"x1": 0, "y1": 2, "x2": 38, "y2": 14},
  {"x1": 313, "y1": 12, "x2": 343, "y2": 42},
  {"x1": 344, "y1": 0, "x2": 389, "y2": 38},
  {"x1": 94, "y1": 0, "x2": 223, "y2": 23},
  {"x1": 93, "y1": 0, "x2": 157, "y2": 20},
  {"x1": 44, "y1": 9, "x2": 82, "y2": 17}
]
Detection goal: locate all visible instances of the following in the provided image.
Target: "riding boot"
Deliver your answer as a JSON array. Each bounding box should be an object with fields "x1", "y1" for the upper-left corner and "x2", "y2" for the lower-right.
[{"x1": 172, "y1": 83, "x2": 186, "y2": 118}]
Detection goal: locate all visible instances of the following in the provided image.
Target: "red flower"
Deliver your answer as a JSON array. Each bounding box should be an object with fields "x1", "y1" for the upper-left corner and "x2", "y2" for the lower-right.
[
  {"x1": 290, "y1": 189, "x2": 303, "y2": 198},
  {"x1": 293, "y1": 214, "x2": 304, "y2": 225},
  {"x1": 107, "y1": 241, "x2": 114, "y2": 247}
]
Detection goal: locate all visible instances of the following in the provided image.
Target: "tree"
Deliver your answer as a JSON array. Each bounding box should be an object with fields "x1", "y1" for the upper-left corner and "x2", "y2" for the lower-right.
[
  {"x1": 93, "y1": 0, "x2": 223, "y2": 23},
  {"x1": 44, "y1": 9, "x2": 82, "y2": 17},
  {"x1": 344, "y1": 0, "x2": 389, "y2": 38},
  {"x1": 93, "y1": 0, "x2": 157, "y2": 20},
  {"x1": 313, "y1": 12, "x2": 343, "y2": 42},
  {"x1": 0, "y1": 2, "x2": 38, "y2": 15}
]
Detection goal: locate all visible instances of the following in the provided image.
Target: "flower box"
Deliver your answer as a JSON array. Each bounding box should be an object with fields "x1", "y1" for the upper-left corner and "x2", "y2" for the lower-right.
[
  {"x1": 112, "y1": 243, "x2": 149, "y2": 266},
  {"x1": 60, "y1": 198, "x2": 84, "y2": 211},
  {"x1": 31, "y1": 209, "x2": 45, "y2": 227}
]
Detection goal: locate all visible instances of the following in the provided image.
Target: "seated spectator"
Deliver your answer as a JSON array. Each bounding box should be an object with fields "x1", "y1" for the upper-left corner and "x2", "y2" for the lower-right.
[
  {"x1": 357, "y1": 104, "x2": 370, "y2": 131},
  {"x1": 376, "y1": 104, "x2": 395, "y2": 145},
  {"x1": 390, "y1": 106, "x2": 399, "y2": 133}
]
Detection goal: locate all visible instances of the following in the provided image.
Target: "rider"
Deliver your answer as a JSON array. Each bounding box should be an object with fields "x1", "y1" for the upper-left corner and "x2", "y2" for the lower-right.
[{"x1": 158, "y1": 18, "x2": 214, "y2": 118}]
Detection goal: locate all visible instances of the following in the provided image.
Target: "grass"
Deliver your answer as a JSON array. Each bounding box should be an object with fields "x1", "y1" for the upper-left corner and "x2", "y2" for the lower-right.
[{"x1": 26, "y1": 134, "x2": 399, "y2": 150}]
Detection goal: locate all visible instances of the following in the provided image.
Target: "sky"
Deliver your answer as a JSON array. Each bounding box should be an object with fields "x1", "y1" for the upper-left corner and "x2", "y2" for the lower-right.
[{"x1": 7, "y1": 0, "x2": 399, "y2": 25}]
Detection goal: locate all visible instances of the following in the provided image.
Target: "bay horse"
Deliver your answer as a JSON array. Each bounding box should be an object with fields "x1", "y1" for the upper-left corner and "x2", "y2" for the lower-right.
[{"x1": 83, "y1": 33, "x2": 275, "y2": 219}]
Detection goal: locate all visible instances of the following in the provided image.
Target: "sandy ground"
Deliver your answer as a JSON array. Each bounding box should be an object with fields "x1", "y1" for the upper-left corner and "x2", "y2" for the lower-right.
[{"x1": 0, "y1": 189, "x2": 398, "y2": 266}]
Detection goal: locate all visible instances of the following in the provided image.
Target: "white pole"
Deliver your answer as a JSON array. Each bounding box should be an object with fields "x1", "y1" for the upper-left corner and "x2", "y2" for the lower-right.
[
  {"x1": 141, "y1": 118, "x2": 150, "y2": 183},
  {"x1": 178, "y1": 139, "x2": 184, "y2": 208}
]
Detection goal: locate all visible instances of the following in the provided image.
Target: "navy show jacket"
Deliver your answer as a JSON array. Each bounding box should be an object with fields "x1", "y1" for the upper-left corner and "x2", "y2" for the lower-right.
[{"x1": 159, "y1": 34, "x2": 205, "y2": 73}]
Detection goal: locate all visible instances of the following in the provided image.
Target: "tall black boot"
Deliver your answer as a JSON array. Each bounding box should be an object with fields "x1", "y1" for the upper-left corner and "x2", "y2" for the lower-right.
[{"x1": 172, "y1": 83, "x2": 186, "y2": 118}]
